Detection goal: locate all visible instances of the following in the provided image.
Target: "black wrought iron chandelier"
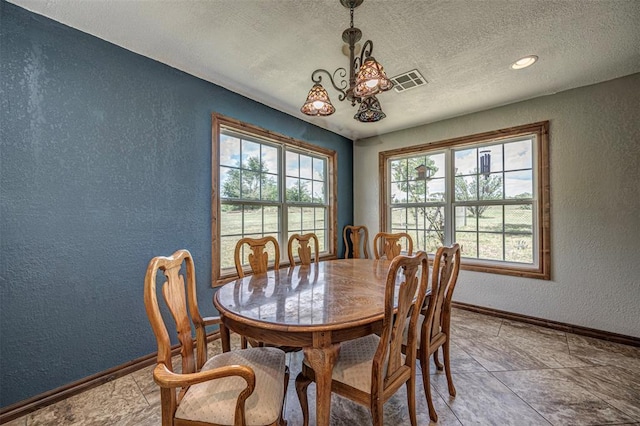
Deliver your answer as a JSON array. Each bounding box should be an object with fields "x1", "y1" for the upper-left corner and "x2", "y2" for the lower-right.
[{"x1": 300, "y1": 0, "x2": 394, "y2": 123}]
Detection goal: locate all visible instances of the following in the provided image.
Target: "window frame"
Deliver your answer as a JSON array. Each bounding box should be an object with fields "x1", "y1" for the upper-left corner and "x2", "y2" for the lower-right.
[
  {"x1": 379, "y1": 121, "x2": 550, "y2": 280},
  {"x1": 212, "y1": 113, "x2": 338, "y2": 286}
]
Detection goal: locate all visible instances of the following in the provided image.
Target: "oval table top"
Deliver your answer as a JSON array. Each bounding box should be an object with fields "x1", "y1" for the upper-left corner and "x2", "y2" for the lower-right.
[{"x1": 214, "y1": 258, "x2": 394, "y2": 333}]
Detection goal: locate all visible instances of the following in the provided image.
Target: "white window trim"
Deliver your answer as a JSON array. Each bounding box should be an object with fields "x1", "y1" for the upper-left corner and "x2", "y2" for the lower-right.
[
  {"x1": 212, "y1": 114, "x2": 338, "y2": 286},
  {"x1": 379, "y1": 121, "x2": 550, "y2": 280}
]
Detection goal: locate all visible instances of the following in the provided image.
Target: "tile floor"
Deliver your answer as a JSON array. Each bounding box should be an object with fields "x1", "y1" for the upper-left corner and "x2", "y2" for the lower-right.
[{"x1": 6, "y1": 308, "x2": 640, "y2": 425}]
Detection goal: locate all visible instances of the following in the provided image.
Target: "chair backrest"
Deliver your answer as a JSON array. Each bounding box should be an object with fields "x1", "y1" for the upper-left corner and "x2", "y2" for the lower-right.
[
  {"x1": 287, "y1": 233, "x2": 320, "y2": 266},
  {"x1": 374, "y1": 251, "x2": 429, "y2": 390},
  {"x1": 234, "y1": 236, "x2": 280, "y2": 277},
  {"x1": 343, "y1": 225, "x2": 370, "y2": 259},
  {"x1": 425, "y1": 244, "x2": 461, "y2": 343},
  {"x1": 373, "y1": 232, "x2": 414, "y2": 260},
  {"x1": 144, "y1": 249, "x2": 208, "y2": 388}
]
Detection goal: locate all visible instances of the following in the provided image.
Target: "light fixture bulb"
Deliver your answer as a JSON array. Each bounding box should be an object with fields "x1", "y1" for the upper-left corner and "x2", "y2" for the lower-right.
[
  {"x1": 365, "y1": 79, "x2": 379, "y2": 88},
  {"x1": 511, "y1": 55, "x2": 538, "y2": 70},
  {"x1": 312, "y1": 100, "x2": 325, "y2": 109}
]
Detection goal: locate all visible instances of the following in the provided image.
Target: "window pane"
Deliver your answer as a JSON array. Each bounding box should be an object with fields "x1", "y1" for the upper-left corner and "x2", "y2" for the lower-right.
[
  {"x1": 456, "y1": 232, "x2": 478, "y2": 258},
  {"x1": 390, "y1": 181, "x2": 406, "y2": 204},
  {"x1": 505, "y1": 234, "x2": 534, "y2": 263},
  {"x1": 220, "y1": 205, "x2": 243, "y2": 235},
  {"x1": 504, "y1": 139, "x2": 532, "y2": 171},
  {"x1": 427, "y1": 178, "x2": 445, "y2": 201},
  {"x1": 286, "y1": 177, "x2": 299, "y2": 202},
  {"x1": 299, "y1": 155, "x2": 312, "y2": 179},
  {"x1": 298, "y1": 179, "x2": 312, "y2": 203},
  {"x1": 505, "y1": 204, "x2": 533, "y2": 233},
  {"x1": 478, "y1": 206, "x2": 503, "y2": 232},
  {"x1": 424, "y1": 231, "x2": 443, "y2": 253},
  {"x1": 220, "y1": 166, "x2": 240, "y2": 199},
  {"x1": 243, "y1": 206, "x2": 264, "y2": 234},
  {"x1": 455, "y1": 175, "x2": 478, "y2": 201},
  {"x1": 241, "y1": 170, "x2": 260, "y2": 200},
  {"x1": 220, "y1": 135, "x2": 240, "y2": 167},
  {"x1": 478, "y1": 233, "x2": 504, "y2": 261},
  {"x1": 314, "y1": 207, "x2": 326, "y2": 230},
  {"x1": 220, "y1": 236, "x2": 238, "y2": 269},
  {"x1": 313, "y1": 158, "x2": 325, "y2": 181},
  {"x1": 263, "y1": 206, "x2": 279, "y2": 234},
  {"x1": 455, "y1": 148, "x2": 477, "y2": 175},
  {"x1": 390, "y1": 159, "x2": 407, "y2": 181},
  {"x1": 478, "y1": 144, "x2": 503, "y2": 173},
  {"x1": 261, "y1": 145, "x2": 278, "y2": 174},
  {"x1": 431, "y1": 153, "x2": 446, "y2": 178},
  {"x1": 286, "y1": 151, "x2": 299, "y2": 177},
  {"x1": 288, "y1": 207, "x2": 302, "y2": 231},
  {"x1": 242, "y1": 140, "x2": 260, "y2": 168},
  {"x1": 312, "y1": 180, "x2": 325, "y2": 203},
  {"x1": 505, "y1": 170, "x2": 533, "y2": 199},
  {"x1": 391, "y1": 208, "x2": 407, "y2": 229},
  {"x1": 261, "y1": 173, "x2": 278, "y2": 201},
  {"x1": 455, "y1": 206, "x2": 476, "y2": 231},
  {"x1": 316, "y1": 229, "x2": 326, "y2": 252},
  {"x1": 409, "y1": 179, "x2": 427, "y2": 203},
  {"x1": 478, "y1": 173, "x2": 504, "y2": 200},
  {"x1": 301, "y1": 207, "x2": 315, "y2": 232}
]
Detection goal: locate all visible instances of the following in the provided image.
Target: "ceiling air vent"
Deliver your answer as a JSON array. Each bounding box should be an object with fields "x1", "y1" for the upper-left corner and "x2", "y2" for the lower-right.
[{"x1": 390, "y1": 69, "x2": 427, "y2": 93}]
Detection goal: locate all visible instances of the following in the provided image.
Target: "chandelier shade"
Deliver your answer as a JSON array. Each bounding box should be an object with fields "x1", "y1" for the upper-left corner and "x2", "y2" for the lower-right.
[
  {"x1": 353, "y1": 95, "x2": 386, "y2": 122},
  {"x1": 300, "y1": 83, "x2": 336, "y2": 116},
  {"x1": 300, "y1": 0, "x2": 392, "y2": 123},
  {"x1": 353, "y1": 56, "x2": 394, "y2": 98}
]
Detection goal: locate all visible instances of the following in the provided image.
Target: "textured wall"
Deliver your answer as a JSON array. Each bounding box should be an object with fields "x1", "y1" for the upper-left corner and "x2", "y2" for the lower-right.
[
  {"x1": 354, "y1": 73, "x2": 640, "y2": 338},
  {"x1": 0, "y1": 2, "x2": 353, "y2": 407}
]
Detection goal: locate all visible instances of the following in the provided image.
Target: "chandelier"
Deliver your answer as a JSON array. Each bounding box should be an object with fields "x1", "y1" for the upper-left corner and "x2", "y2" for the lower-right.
[{"x1": 300, "y1": 0, "x2": 394, "y2": 123}]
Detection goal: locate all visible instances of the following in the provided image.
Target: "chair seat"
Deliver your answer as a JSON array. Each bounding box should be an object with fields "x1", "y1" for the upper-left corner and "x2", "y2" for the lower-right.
[
  {"x1": 176, "y1": 347, "x2": 286, "y2": 426},
  {"x1": 303, "y1": 334, "x2": 404, "y2": 394}
]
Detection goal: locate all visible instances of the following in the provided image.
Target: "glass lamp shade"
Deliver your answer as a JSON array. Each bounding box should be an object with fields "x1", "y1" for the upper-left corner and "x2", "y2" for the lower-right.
[
  {"x1": 300, "y1": 83, "x2": 336, "y2": 116},
  {"x1": 353, "y1": 57, "x2": 394, "y2": 97},
  {"x1": 353, "y1": 95, "x2": 386, "y2": 122}
]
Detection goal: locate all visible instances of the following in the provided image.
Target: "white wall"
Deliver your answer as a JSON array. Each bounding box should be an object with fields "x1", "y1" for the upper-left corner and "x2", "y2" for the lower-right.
[{"x1": 354, "y1": 73, "x2": 640, "y2": 338}]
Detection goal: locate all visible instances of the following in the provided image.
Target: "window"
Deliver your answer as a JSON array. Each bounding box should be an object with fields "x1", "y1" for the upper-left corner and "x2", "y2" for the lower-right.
[
  {"x1": 212, "y1": 114, "x2": 337, "y2": 285},
  {"x1": 380, "y1": 122, "x2": 550, "y2": 279}
]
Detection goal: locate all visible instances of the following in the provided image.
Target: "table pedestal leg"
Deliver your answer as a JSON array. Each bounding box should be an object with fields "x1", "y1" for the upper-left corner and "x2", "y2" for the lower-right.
[{"x1": 303, "y1": 344, "x2": 340, "y2": 426}]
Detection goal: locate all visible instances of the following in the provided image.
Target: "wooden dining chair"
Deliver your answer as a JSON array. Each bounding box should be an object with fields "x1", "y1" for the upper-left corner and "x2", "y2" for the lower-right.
[
  {"x1": 287, "y1": 233, "x2": 319, "y2": 266},
  {"x1": 234, "y1": 236, "x2": 280, "y2": 278},
  {"x1": 373, "y1": 231, "x2": 414, "y2": 260},
  {"x1": 343, "y1": 224, "x2": 370, "y2": 259},
  {"x1": 295, "y1": 251, "x2": 429, "y2": 426},
  {"x1": 403, "y1": 243, "x2": 461, "y2": 422},
  {"x1": 144, "y1": 249, "x2": 288, "y2": 426}
]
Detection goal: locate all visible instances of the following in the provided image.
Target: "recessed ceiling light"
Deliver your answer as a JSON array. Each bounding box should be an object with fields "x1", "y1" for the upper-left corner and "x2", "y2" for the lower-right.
[{"x1": 511, "y1": 55, "x2": 538, "y2": 70}]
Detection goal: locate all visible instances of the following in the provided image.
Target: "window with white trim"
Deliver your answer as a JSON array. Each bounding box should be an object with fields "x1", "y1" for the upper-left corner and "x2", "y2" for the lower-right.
[
  {"x1": 212, "y1": 114, "x2": 337, "y2": 284},
  {"x1": 380, "y1": 122, "x2": 550, "y2": 279}
]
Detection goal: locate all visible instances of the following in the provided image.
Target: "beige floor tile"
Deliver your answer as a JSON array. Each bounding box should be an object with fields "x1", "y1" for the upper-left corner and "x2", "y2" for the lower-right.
[{"x1": 493, "y1": 368, "x2": 636, "y2": 425}]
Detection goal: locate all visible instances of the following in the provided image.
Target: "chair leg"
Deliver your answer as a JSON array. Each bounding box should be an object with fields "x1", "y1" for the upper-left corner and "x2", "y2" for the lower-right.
[
  {"x1": 443, "y1": 339, "x2": 456, "y2": 397},
  {"x1": 406, "y1": 375, "x2": 417, "y2": 426},
  {"x1": 433, "y1": 347, "x2": 444, "y2": 371},
  {"x1": 295, "y1": 372, "x2": 312, "y2": 426},
  {"x1": 279, "y1": 367, "x2": 290, "y2": 426},
  {"x1": 370, "y1": 398, "x2": 384, "y2": 426},
  {"x1": 240, "y1": 336, "x2": 248, "y2": 349},
  {"x1": 420, "y1": 348, "x2": 438, "y2": 423}
]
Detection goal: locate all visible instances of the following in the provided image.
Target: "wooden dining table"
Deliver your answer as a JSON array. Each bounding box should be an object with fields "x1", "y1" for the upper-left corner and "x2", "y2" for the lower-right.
[{"x1": 213, "y1": 258, "x2": 395, "y2": 426}]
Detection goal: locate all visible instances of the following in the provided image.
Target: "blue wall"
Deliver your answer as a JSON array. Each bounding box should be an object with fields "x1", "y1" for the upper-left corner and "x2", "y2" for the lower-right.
[{"x1": 0, "y1": 1, "x2": 353, "y2": 408}]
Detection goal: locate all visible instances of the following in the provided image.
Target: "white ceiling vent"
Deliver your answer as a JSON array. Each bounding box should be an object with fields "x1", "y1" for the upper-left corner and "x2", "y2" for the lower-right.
[{"x1": 390, "y1": 69, "x2": 427, "y2": 93}]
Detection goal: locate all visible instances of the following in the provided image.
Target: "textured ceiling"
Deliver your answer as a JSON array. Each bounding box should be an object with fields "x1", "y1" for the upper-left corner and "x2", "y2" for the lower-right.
[{"x1": 8, "y1": 0, "x2": 640, "y2": 140}]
